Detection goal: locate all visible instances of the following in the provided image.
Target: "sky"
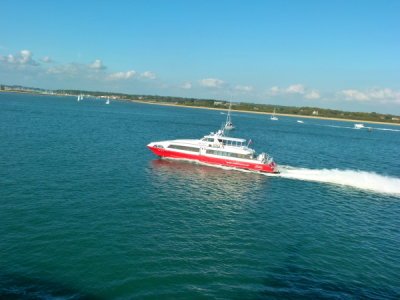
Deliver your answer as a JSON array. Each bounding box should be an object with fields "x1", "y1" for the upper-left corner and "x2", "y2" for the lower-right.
[{"x1": 1, "y1": 0, "x2": 399, "y2": 114}]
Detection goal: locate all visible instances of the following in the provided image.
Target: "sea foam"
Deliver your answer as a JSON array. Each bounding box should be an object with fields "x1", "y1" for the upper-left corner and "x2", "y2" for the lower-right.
[{"x1": 277, "y1": 166, "x2": 400, "y2": 196}]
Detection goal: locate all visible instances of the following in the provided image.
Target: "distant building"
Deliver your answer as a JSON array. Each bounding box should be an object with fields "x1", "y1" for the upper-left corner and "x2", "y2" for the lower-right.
[
  {"x1": 312, "y1": 110, "x2": 319, "y2": 115},
  {"x1": 214, "y1": 101, "x2": 223, "y2": 105},
  {"x1": 392, "y1": 117, "x2": 399, "y2": 121}
]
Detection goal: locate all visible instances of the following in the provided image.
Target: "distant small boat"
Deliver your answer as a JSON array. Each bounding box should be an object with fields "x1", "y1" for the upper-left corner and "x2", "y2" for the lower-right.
[
  {"x1": 297, "y1": 120, "x2": 304, "y2": 124},
  {"x1": 354, "y1": 123, "x2": 365, "y2": 129},
  {"x1": 224, "y1": 102, "x2": 235, "y2": 130},
  {"x1": 77, "y1": 95, "x2": 83, "y2": 102},
  {"x1": 270, "y1": 108, "x2": 278, "y2": 121},
  {"x1": 106, "y1": 97, "x2": 110, "y2": 104}
]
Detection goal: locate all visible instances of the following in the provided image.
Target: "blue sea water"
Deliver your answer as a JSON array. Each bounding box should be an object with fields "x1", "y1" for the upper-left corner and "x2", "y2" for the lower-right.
[{"x1": 0, "y1": 92, "x2": 399, "y2": 299}]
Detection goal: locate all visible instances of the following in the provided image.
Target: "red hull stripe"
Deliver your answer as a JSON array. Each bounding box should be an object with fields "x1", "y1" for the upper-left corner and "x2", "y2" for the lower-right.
[{"x1": 147, "y1": 146, "x2": 277, "y2": 173}]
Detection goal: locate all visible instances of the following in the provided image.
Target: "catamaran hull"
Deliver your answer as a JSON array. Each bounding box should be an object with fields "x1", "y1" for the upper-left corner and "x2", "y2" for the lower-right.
[{"x1": 147, "y1": 146, "x2": 279, "y2": 173}]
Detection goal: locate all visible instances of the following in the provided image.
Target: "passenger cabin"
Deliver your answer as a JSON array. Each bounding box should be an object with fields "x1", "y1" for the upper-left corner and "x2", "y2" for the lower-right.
[{"x1": 201, "y1": 134, "x2": 247, "y2": 148}]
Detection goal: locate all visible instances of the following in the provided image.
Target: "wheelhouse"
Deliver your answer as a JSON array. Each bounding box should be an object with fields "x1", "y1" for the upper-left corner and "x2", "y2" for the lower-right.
[{"x1": 201, "y1": 134, "x2": 247, "y2": 148}]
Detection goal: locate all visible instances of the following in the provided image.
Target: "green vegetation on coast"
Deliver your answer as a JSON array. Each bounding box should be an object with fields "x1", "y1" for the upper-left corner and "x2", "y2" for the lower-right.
[{"x1": 1, "y1": 84, "x2": 399, "y2": 124}]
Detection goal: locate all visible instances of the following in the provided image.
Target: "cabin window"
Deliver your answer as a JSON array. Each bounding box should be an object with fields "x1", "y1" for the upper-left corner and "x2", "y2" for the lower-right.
[
  {"x1": 168, "y1": 145, "x2": 200, "y2": 152},
  {"x1": 217, "y1": 139, "x2": 227, "y2": 145},
  {"x1": 205, "y1": 149, "x2": 252, "y2": 159},
  {"x1": 206, "y1": 149, "x2": 219, "y2": 155}
]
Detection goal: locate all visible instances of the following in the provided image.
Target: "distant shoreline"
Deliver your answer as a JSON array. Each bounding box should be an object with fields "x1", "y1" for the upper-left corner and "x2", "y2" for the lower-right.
[
  {"x1": 128, "y1": 100, "x2": 400, "y2": 126},
  {"x1": 2, "y1": 89, "x2": 399, "y2": 126}
]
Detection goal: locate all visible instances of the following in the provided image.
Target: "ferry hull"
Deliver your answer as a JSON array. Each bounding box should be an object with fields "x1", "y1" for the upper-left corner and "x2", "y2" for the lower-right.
[{"x1": 147, "y1": 146, "x2": 279, "y2": 173}]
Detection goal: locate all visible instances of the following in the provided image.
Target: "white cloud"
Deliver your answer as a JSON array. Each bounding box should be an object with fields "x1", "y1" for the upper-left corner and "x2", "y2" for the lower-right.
[
  {"x1": 305, "y1": 90, "x2": 320, "y2": 99},
  {"x1": 267, "y1": 84, "x2": 320, "y2": 100},
  {"x1": 234, "y1": 85, "x2": 254, "y2": 92},
  {"x1": 182, "y1": 82, "x2": 192, "y2": 89},
  {"x1": 9, "y1": 54, "x2": 17, "y2": 63},
  {"x1": 0, "y1": 49, "x2": 164, "y2": 90},
  {"x1": 140, "y1": 71, "x2": 156, "y2": 79},
  {"x1": 268, "y1": 86, "x2": 280, "y2": 95},
  {"x1": 107, "y1": 70, "x2": 136, "y2": 80},
  {"x1": 46, "y1": 62, "x2": 107, "y2": 82},
  {"x1": 46, "y1": 66, "x2": 63, "y2": 75},
  {"x1": 341, "y1": 90, "x2": 369, "y2": 101},
  {"x1": 46, "y1": 63, "x2": 82, "y2": 76},
  {"x1": 199, "y1": 78, "x2": 226, "y2": 88},
  {"x1": 88, "y1": 59, "x2": 106, "y2": 70},
  {"x1": 286, "y1": 84, "x2": 305, "y2": 94},
  {"x1": 46, "y1": 60, "x2": 157, "y2": 84},
  {"x1": 339, "y1": 88, "x2": 400, "y2": 104},
  {"x1": 0, "y1": 55, "x2": 7, "y2": 63},
  {"x1": 41, "y1": 56, "x2": 52, "y2": 63},
  {"x1": 20, "y1": 50, "x2": 34, "y2": 65},
  {"x1": 0, "y1": 50, "x2": 38, "y2": 66}
]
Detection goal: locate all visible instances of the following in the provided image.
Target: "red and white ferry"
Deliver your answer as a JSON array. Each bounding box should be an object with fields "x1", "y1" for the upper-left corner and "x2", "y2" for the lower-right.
[{"x1": 147, "y1": 129, "x2": 279, "y2": 173}]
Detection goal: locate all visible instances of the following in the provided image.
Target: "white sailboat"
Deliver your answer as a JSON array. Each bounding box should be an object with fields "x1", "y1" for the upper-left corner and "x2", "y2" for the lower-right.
[
  {"x1": 270, "y1": 108, "x2": 278, "y2": 121},
  {"x1": 77, "y1": 95, "x2": 84, "y2": 102},
  {"x1": 224, "y1": 102, "x2": 235, "y2": 130},
  {"x1": 106, "y1": 97, "x2": 110, "y2": 104}
]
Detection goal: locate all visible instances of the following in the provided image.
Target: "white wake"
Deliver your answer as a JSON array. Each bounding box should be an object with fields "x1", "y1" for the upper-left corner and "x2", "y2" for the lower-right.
[
  {"x1": 159, "y1": 158, "x2": 400, "y2": 196},
  {"x1": 277, "y1": 166, "x2": 400, "y2": 196},
  {"x1": 374, "y1": 127, "x2": 400, "y2": 132}
]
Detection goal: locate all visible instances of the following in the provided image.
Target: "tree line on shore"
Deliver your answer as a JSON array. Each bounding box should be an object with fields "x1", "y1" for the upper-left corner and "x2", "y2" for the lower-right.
[
  {"x1": 1, "y1": 84, "x2": 399, "y2": 124},
  {"x1": 56, "y1": 88, "x2": 399, "y2": 124}
]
